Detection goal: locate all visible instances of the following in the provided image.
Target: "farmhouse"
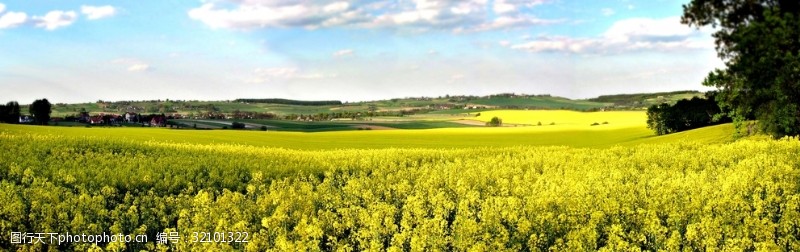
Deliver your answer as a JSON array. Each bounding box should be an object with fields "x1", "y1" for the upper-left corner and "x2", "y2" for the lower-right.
[
  {"x1": 89, "y1": 116, "x2": 104, "y2": 124},
  {"x1": 125, "y1": 112, "x2": 137, "y2": 123},
  {"x1": 18, "y1": 116, "x2": 33, "y2": 123},
  {"x1": 150, "y1": 115, "x2": 166, "y2": 127}
]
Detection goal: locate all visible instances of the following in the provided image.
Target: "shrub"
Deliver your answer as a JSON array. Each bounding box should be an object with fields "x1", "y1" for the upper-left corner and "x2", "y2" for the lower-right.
[
  {"x1": 260, "y1": 126, "x2": 268, "y2": 131},
  {"x1": 486, "y1": 117, "x2": 502, "y2": 127},
  {"x1": 231, "y1": 122, "x2": 246, "y2": 129},
  {"x1": 591, "y1": 122, "x2": 600, "y2": 126}
]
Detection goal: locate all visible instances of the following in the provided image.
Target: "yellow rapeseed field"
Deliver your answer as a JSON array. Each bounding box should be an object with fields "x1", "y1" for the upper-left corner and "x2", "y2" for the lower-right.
[
  {"x1": 0, "y1": 123, "x2": 796, "y2": 251},
  {"x1": 474, "y1": 110, "x2": 648, "y2": 130}
]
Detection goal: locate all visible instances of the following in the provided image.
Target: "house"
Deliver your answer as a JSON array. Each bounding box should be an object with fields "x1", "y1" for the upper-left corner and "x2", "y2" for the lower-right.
[
  {"x1": 89, "y1": 116, "x2": 104, "y2": 124},
  {"x1": 19, "y1": 116, "x2": 33, "y2": 123},
  {"x1": 124, "y1": 112, "x2": 137, "y2": 123},
  {"x1": 150, "y1": 115, "x2": 166, "y2": 127}
]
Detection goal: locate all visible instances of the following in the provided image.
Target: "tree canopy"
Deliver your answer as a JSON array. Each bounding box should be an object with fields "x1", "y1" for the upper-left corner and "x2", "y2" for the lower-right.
[
  {"x1": 0, "y1": 101, "x2": 21, "y2": 124},
  {"x1": 29, "y1": 99, "x2": 52, "y2": 125},
  {"x1": 486, "y1": 116, "x2": 503, "y2": 127},
  {"x1": 646, "y1": 94, "x2": 731, "y2": 135},
  {"x1": 682, "y1": 0, "x2": 800, "y2": 137}
]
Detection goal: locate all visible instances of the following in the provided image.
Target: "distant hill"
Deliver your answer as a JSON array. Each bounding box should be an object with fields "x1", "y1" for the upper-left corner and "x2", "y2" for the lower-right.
[
  {"x1": 587, "y1": 90, "x2": 704, "y2": 109},
  {"x1": 45, "y1": 91, "x2": 705, "y2": 118}
]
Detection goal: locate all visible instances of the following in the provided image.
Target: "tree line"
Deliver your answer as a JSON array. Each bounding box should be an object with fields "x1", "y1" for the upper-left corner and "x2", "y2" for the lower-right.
[
  {"x1": 646, "y1": 93, "x2": 732, "y2": 135},
  {"x1": 682, "y1": 0, "x2": 800, "y2": 137},
  {"x1": 0, "y1": 99, "x2": 52, "y2": 125}
]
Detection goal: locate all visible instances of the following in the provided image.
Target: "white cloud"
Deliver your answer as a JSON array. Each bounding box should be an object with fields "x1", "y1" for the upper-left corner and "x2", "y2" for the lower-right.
[
  {"x1": 601, "y1": 8, "x2": 615, "y2": 16},
  {"x1": 127, "y1": 64, "x2": 151, "y2": 72},
  {"x1": 33, "y1": 10, "x2": 77, "y2": 30},
  {"x1": 187, "y1": 0, "x2": 556, "y2": 32},
  {"x1": 0, "y1": 11, "x2": 27, "y2": 29},
  {"x1": 112, "y1": 58, "x2": 151, "y2": 72},
  {"x1": 474, "y1": 15, "x2": 560, "y2": 31},
  {"x1": 387, "y1": 9, "x2": 439, "y2": 25},
  {"x1": 188, "y1": 2, "x2": 361, "y2": 30},
  {"x1": 603, "y1": 17, "x2": 693, "y2": 43},
  {"x1": 323, "y1": 2, "x2": 349, "y2": 13},
  {"x1": 493, "y1": 0, "x2": 516, "y2": 14},
  {"x1": 510, "y1": 17, "x2": 712, "y2": 54},
  {"x1": 0, "y1": 3, "x2": 5, "y2": 13},
  {"x1": 246, "y1": 67, "x2": 336, "y2": 83},
  {"x1": 494, "y1": 0, "x2": 548, "y2": 13},
  {"x1": 333, "y1": 49, "x2": 354, "y2": 57},
  {"x1": 511, "y1": 37, "x2": 594, "y2": 53},
  {"x1": 81, "y1": 5, "x2": 116, "y2": 20}
]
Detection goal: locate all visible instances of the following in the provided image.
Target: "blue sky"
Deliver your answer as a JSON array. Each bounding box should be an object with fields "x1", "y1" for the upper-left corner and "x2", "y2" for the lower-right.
[{"x1": 0, "y1": 0, "x2": 721, "y2": 103}]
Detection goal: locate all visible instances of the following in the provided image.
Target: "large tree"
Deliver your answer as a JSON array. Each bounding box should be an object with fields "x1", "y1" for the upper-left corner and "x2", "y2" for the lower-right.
[
  {"x1": 6, "y1": 101, "x2": 20, "y2": 123},
  {"x1": 0, "y1": 101, "x2": 21, "y2": 124},
  {"x1": 29, "y1": 99, "x2": 52, "y2": 125},
  {"x1": 682, "y1": 0, "x2": 800, "y2": 137}
]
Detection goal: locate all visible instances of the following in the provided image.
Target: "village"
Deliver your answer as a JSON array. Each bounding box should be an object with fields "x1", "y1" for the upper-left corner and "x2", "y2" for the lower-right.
[{"x1": 54, "y1": 111, "x2": 170, "y2": 127}]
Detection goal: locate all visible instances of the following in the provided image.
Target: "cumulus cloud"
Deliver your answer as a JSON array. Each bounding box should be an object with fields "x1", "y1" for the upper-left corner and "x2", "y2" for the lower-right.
[
  {"x1": 187, "y1": 0, "x2": 556, "y2": 32},
  {"x1": 333, "y1": 49, "x2": 354, "y2": 57},
  {"x1": 246, "y1": 67, "x2": 336, "y2": 83},
  {"x1": 81, "y1": 5, "x2": 116, "y2": 20},
  {"x1": 509, "y1": 17, "x2": 712, "y2": 54},
  {"x1": 0, "y1": 3, "x2": 29, "y2": 29},
  {"x1": 0, "y1": 11, "x2": 27, "y2": 29},
  {"x1": 33, "y1": 10, "x2": 78, "y2": 30}
]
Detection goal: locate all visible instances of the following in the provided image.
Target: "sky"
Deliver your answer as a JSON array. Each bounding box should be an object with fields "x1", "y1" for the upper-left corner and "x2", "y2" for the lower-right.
[{"x1": 0, "y1": 0, "x2": 723, "y2": 103}]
